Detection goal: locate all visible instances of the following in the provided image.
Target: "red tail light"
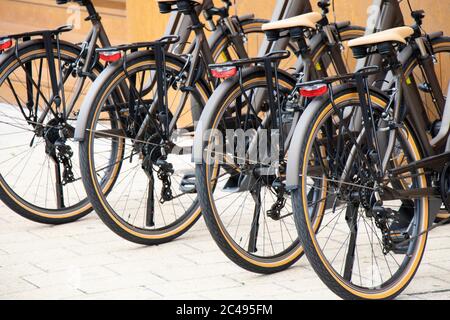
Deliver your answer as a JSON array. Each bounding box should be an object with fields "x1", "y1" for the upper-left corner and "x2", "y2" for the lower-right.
[
  {"x1": 99, "y1": 51, "x2": 122, "y2": 62},
  {"x1": 0, "y1": 38, "x2": 13, "y2": 51},
  {"x1": 211, "y1": 66, "x2": 237, "y2": 79},
  {"x1": 299, "y1": 84, "x2": 328, "y2": 98}
]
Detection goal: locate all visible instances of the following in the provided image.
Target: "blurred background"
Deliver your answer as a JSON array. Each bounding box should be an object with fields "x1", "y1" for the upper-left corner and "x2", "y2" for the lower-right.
[{"x1": 0, "y1": 0, "x2": 448, "y2": 44}]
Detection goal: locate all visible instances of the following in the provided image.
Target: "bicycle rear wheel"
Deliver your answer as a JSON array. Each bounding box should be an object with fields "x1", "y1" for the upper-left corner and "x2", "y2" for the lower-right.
[
  {"x1": 79, "y1": 51, "x2": 210, "y2": 245},
  {"x1": 292, "y1": 86, "x2": 429, "y2": 299},
  {"x1": 0, "y1": 40, "x2": 104, "y2": 224},
  {"x1": 196, "y1": 67, "x2": 304, "y2": 273}
]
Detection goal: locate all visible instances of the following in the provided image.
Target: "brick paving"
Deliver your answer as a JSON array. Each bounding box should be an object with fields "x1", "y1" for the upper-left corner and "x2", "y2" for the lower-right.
[{"x1": 1, "y1": 202, "x2": 450, "y2": 300}]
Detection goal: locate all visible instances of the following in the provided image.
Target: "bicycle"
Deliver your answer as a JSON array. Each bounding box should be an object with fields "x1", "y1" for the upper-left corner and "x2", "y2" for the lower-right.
[
  {"x1": 73, "y1": 0, "x2": 273, "y2": 245},
  {"x1": 287, "y1": 7, "x2": 449, "y2": 299},
  {"x1": 0, "y1": 0, "x2": 268, "y2": 225},
  {"x1": 0, "y1": 0, "x2": 111, "y2": 224},
  {"x1": 193, "y1": 0, "x2": 365, "y2": 274}
]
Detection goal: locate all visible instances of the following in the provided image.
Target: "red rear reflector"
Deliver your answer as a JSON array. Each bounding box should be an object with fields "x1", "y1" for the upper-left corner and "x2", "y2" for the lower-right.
[
  {"x1": 299, "y1": 84, "x2": 328, "y2": 98},
  {"x1": 0, "y1": 38, "x2": 13, "y2": 51},
  {"x1": 99, "y1": 51, "x2": 122, "y2": 62},
  {"x1": 211, "y1": 66, "x2": 237, "y2": 79}
]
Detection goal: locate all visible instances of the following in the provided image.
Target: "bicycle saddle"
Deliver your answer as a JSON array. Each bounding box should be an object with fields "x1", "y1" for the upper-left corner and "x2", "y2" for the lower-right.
[
  {"x1": 348, "y1": 26, "x2": 414, "y2": 48},
  {"x1": 261, "y1": 12, "x2": 323, "y2": 32}
]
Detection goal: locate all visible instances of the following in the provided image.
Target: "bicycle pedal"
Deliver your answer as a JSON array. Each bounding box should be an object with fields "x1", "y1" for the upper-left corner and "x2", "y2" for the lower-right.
[{"x1": 180, "y1": 174, "x2": 197, "y2": 194}]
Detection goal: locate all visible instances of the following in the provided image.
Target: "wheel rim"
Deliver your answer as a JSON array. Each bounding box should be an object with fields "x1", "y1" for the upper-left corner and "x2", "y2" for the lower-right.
[
  {"x1": 203, "y1": 75, "x2": 303, "y2": 264},
  {"x1": 299, "y1": 96, "x2": 428, "y2": 298},
  {"x1": 87, "y1": 58, "x2": 208, "y2": 238},
  {"x1": 0, "y1": 48, "x2": 99, "y2": 216}
]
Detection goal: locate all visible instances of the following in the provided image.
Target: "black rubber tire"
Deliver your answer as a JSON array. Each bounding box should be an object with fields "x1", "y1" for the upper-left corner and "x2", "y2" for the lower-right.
[
  {"x1": 292, "y1": 86, "x2": 429, "y2": 300},
  {"x1": 0, "y1": 40, "x2": 103, "y2": 225},
  {"x1": 79, "y1": 51, "x2": 210, "y2": 245},
  {"x1": 196, "y1": 67, "x2": 303, "y2": 274}
]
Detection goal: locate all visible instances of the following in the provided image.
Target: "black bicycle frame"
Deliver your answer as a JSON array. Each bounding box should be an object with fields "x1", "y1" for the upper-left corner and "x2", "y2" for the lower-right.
[
  {"x1": 133, "y1": 0, "x2": 252, "y2": 143},
  {"x1": 384, "y1": 8, "x2": 447, "y2": 161},
  {"x1": 207, "y1": 21, "x2": 351, "y2": 168},
  {"x1": 344, "y1": 38, "x2": 446, "y2": 219},
  {"x1": 1, "y1": 0, "x2": 112, "y2": 128}
]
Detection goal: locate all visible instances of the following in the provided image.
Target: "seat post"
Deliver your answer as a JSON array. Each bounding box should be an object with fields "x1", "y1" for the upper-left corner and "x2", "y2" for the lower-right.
[
  {"x1": 177, "y1": 1, "x2": 203, "y2": 32},
  {"x1": 176, "y1": 1, "x2": 215, "y2": 67},
  {"x1": 289, "y1": 28, "x2": 318, "y2": 78},
  {"x1": 83, "y1": 0, "x2": 99, "y2": 20},
  {"x1": 377, "y1": 42, "x2": 402, "y2": 75},
  {"x1": 82, "y1": 0, "x2": 111, "y2": 48}
]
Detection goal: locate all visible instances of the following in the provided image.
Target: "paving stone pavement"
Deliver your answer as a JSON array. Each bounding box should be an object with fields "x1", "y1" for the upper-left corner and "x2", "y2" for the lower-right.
[{"x1": 1, "y1": 202, "x2": 450, "y2": 300}]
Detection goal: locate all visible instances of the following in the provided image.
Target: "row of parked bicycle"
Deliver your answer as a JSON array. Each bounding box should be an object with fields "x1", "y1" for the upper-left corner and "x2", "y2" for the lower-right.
[{"x1": 0, "y1": 0, "x2": 449, "y2": 299}]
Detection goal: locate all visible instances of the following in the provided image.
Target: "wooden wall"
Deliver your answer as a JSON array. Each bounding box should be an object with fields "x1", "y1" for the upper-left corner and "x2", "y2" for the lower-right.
[
  {"x1": 0, "y1": 0, "x2": 128, "y2": 44},
  {"x1": 127, "y1": 0, "x2": 450, "y2": 42},
  {"x1": 1, "y1": 1, "x2": 448, "y2": 44}
]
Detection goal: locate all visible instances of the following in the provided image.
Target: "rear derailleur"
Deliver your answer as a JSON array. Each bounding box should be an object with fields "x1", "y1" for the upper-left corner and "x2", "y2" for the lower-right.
[
  {"x1": 44, "y1": 120, "x2": 76, "y2": 186},
  {"x1": 141, "y1": 144, "x2": 175, "y2": 204},
  {"x1": 372, "y1": 204, "x2": 410, "y2": 255},
  {"x1": 267, "y1": 179, "x2": 289, "y2": 221}
]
